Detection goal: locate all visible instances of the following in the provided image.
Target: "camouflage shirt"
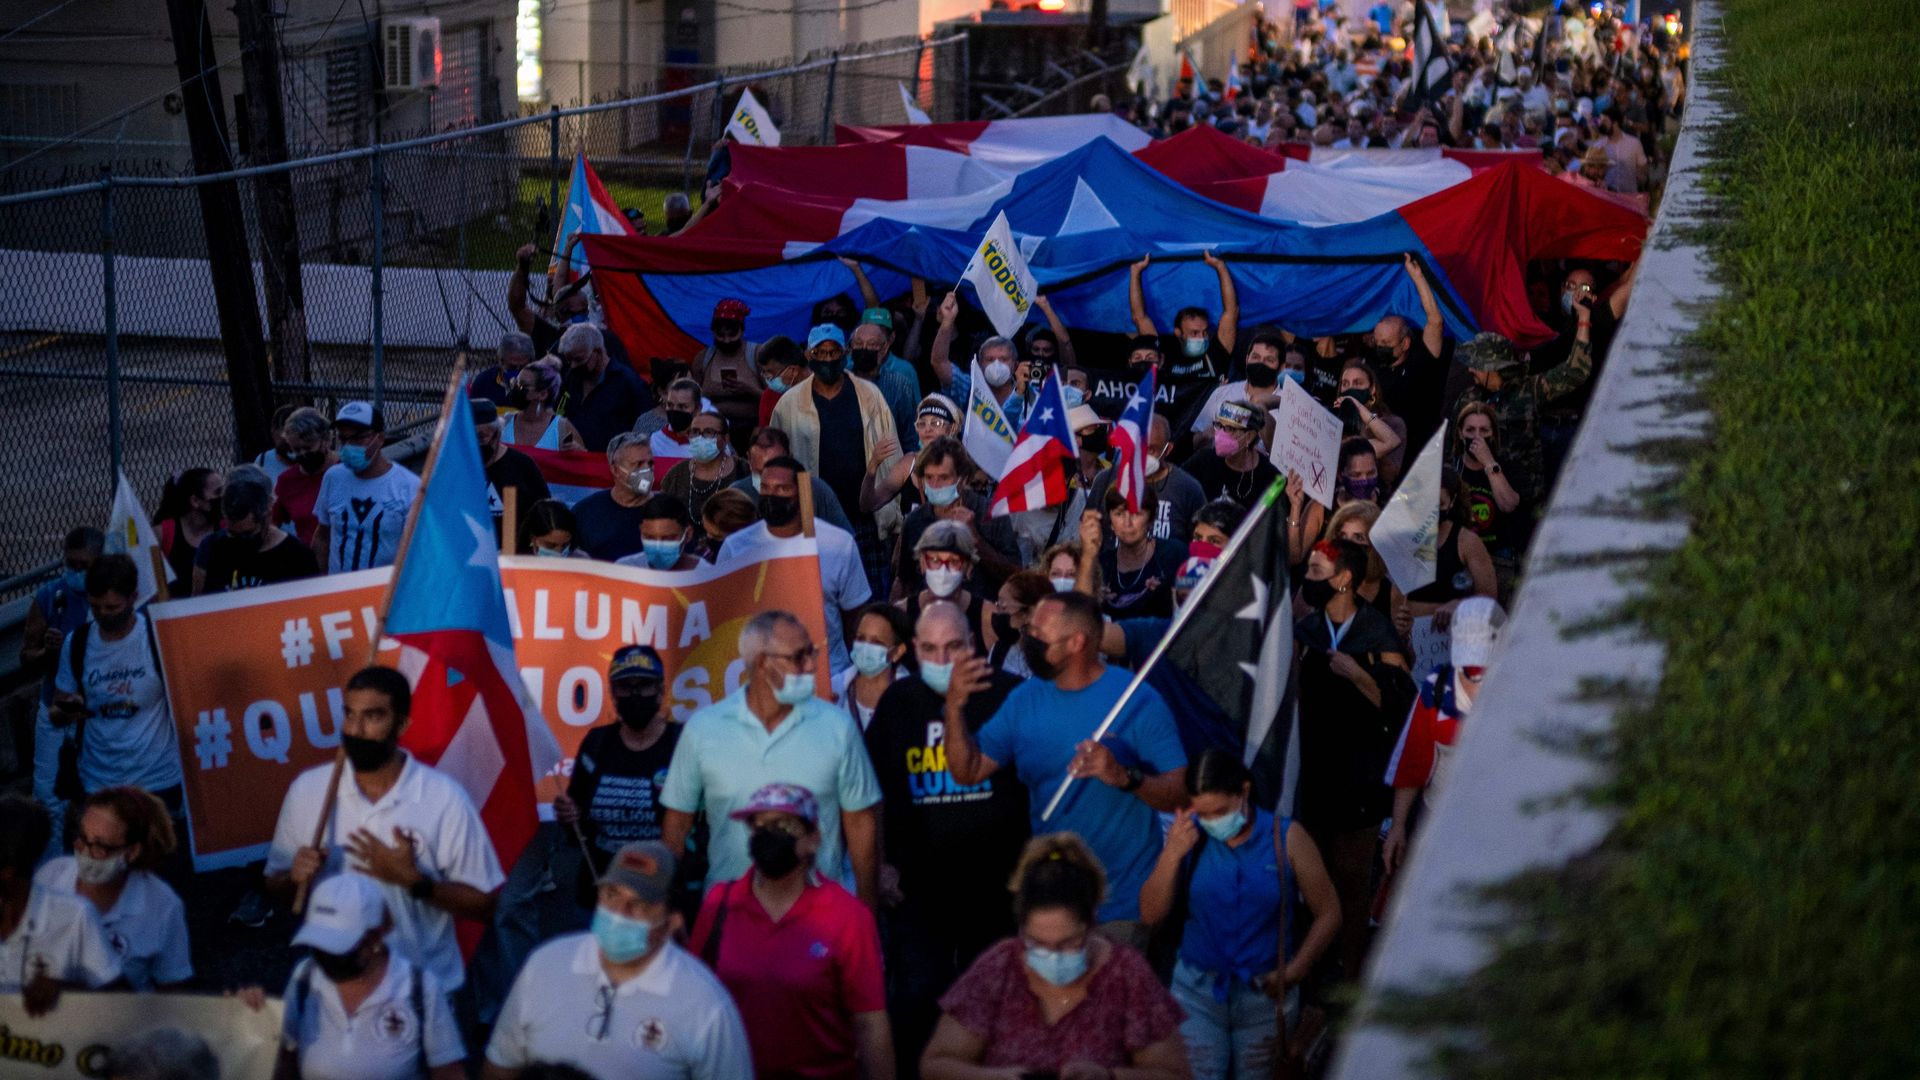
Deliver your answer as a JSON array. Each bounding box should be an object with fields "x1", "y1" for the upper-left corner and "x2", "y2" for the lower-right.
[{"x1": 1456, "y1": 335, "x2": 1595, "y2": 503}]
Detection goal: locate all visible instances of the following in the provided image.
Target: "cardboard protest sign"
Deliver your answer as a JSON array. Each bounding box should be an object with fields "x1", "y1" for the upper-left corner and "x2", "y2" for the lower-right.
[
  {"x1": 1409, "y1": 615, "x2": 1450, "y2": 682},
  {"x1": 1371, "y1": 422, "x2": 1447, "y2": 593},
  {"x1": 960, "y1": 210, "x2": 1037, "y2": 340},
  {"x1": 0, "y1": 992, "x2": 282, "y2": 1080},
  {"x1": 1269, "y1": 377, "x2": 1343, "y2": 507},
  {"x1": 150, "y1": 542, "x2": 827, "y2": 869}
]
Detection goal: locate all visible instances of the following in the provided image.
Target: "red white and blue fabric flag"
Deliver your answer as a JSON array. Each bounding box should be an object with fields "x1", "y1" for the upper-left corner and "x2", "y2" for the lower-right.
[
  {"x1": 386, "y1": 394, "x2": 561, "y2": 883},
  {"x1": 1111, "y1": 364, "x2": 1157, "y2": 514},
  {"x1": 552, "y1": 154, "x2": 636, "y2": 282},
  {"x1": 1225, "y1": 61, "x2": 1245, "y2": 102},
  {"x1": 988, "y1": 369, "x2": 1079, "y2": 518},
  {"x1": 519, "y1": 445, "x2": 611, "y2": 507}
]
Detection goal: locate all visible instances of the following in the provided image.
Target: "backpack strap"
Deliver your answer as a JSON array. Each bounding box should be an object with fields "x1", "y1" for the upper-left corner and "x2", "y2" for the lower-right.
[
  {"x1": 410, "y1": 963, "x2": 429, "y2": 1076},
  {"x1": 67, "y1": 620, "x2": 90, "y2": 689},
  {"x1": 291, "y1": 959, "x2": 315, "y2": 1045},
  {"x1": 700, "y1": 879, "x2": 733, "y2": 970}
]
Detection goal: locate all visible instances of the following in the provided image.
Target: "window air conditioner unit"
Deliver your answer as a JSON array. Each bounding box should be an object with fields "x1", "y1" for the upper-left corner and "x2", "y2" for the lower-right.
[{"x1": 383, "y1": 17, "x2": 442, "y2": 92}]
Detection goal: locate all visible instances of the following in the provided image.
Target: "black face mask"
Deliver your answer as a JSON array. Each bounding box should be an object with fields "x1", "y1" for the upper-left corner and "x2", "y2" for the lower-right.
[
  {"x1": 849, "y1": 348, "x2": 882, "y2": 374},
  {"x1": 342, "y1": 733, "x2": 397, "y2": 773},
  {"x1": 296, "y1": 450, "x2": 329, "y2": 473},
  {"x1": 749, "y1": 827, "x2": 802, "y2": 879},
  {"x1": 761, "y1": 495, "x2": 800, "y2": 528},
  {"x1": 615, "y1": 691, "x2": 659, "y2": 729},
  {"x1": 312, "y1": 946, "x2": 371, "y2": 983},
  {"x1": 506, "y1": 386, "x2": 532, "y2": 410},
  {"x1": 1299, "y1": 577, "x2": 1336, "y2": 609},
  {"x1": 227, "y1": 529, "x2": 264, "y2": 552},
  {"x1": 1079, "y1": 428, "x2": 1109, "y2": 455},
  {"x1": 1020, "y1": 634, "x2": 1060, "y2": 681},
  {"x1": 664, "y1": 409, "x2": 694, "y2": 433},
  {"x1": 95, "y1": 608, "x2": 136, "y2": 636},
  {"x1": 809, "y1": 358, "x2": 846, "y2": 385},
  {"x1": 1370, "y1": 343, "x2": 1399, "y2": 365},
  {"x1": 1245, "y1": 363, "x2": 1280, "y2": 388},
  {"x1": 989, "y1": 610, "x2": 1015, "y2": 643}
]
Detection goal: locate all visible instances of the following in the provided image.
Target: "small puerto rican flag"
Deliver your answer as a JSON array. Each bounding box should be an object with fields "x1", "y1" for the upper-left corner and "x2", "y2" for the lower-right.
[
  {"x1": 1110, "y1": 365, "x2": 1157, "y2": 514},
  {"x1": 988, "y1": 369, "x2": 1079, "y2": 518}
]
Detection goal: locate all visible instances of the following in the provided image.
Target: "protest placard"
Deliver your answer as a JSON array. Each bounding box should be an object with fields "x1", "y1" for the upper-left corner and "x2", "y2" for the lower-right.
[
  {"x1": 0, "y1": 992, "x2": 282, "y2": 1080},
  {"x1": 149, "y1": 541, "x2": 828, "y2": 869},
  {"x1": 1410, "y1": 615, "x2": 1450, "y2": 681},
  {"x1": 1270, "y1": 377, "x2": 1343, "y2": 507}
]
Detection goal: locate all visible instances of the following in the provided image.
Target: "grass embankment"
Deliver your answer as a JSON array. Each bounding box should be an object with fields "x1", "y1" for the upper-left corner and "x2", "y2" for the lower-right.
[{"x1": 1388, "y1": 1, "x2": 1920, "y2": 1074}]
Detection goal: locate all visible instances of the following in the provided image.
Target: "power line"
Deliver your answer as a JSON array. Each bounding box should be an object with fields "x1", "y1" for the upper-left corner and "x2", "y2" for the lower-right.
[{"x1": 0, "y1": 0, "x2": 86, "y2": 46}]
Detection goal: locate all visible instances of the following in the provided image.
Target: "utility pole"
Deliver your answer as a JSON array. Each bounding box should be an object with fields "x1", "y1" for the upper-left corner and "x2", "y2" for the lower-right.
[
  {"x1": 163, "y1": 0, "x2": 275, "y2": 459},
  {"x1": 234, "y1": 0, "x2": 314, "y2": 392}
]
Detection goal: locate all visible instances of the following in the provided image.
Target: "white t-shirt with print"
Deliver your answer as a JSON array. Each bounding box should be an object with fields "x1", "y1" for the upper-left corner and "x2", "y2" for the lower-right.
[
  {"x1": 33, "y1": 858, "x2": 191, "y2": 990},
  {"x1": 266, "y1": 757, "x2": 504, "y2": 990},
  {"x1": 281, "y1": 952, "x2": 466, "y2": 1080},
  {"x1": 0, "y1": 884, "x2": 121, "y2": 992},
  {"x1": 487, "y1": 935, "x2": 752, "y2": 1080},
  {"x1": 53, "y1": 612, "x2": 180, "y2": 793},
  {"x1": 315, "y1": 462, "x2": 421, "y2": 573}
]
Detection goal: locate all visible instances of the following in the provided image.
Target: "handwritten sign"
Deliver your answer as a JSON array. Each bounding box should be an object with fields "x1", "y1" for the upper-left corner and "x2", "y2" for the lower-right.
[{"x1": 1270, "y1": 377, "x2": 1343, "y2": 507}]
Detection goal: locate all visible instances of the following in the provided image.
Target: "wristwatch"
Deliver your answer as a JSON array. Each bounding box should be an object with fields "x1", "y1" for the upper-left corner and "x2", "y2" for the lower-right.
[
  {"x1": 1121, "y1": 766, "x2": 1146, "y2": 792},
  {"x1": 408, "y1": 876, "x2": 435, "y2": 901}
]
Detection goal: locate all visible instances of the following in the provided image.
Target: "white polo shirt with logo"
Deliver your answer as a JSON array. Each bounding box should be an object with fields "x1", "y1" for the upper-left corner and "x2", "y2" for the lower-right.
[
  {"x1": 33, "y1": 858, "x2": 191, "y2": 990},
  {"x1": 267, "y1": 753, "x2": 504, "y2": 990},
  {"x1": 0, "y1": 884, "x2": 121, "y2": 993},
  {"x1": 280, "y1": 952, "x2": 466, "y2": 1080},
  {"x1": 487, "y1": 934, "x2": 752, "y2": 1079}
]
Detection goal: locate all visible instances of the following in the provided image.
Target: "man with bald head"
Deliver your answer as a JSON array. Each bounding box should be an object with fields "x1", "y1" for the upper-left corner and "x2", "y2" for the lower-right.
[
  {"x1": 1368, "y1": 253, "x2": 1453, "y2": 449},
  {"x1": 863, "y1": 601, "x2": 1029, "y2": 1071}
]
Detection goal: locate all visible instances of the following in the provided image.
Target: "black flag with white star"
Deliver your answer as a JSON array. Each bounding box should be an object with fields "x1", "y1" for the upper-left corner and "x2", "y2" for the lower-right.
[{"x1": 1144, "y1": 477, "x2": 1295, "y2": 808}]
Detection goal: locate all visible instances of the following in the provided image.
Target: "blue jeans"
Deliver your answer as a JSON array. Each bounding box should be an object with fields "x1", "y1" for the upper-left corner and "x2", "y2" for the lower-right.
[
  {"x1": 1172, "y1": 958, "x2": 1289, "y2": 1080},
  {"x1": 32, "y1": 702, "x2": 70, "y2": 860}
]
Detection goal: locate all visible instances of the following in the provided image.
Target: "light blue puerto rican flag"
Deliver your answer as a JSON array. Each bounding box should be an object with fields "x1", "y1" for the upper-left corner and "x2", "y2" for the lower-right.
[
  {"x1": 387, "y1": 394, "x2": 561, "y2": 883},
  {"x1": 551, "y1": 154, "x2": 636, "y2": 281}
]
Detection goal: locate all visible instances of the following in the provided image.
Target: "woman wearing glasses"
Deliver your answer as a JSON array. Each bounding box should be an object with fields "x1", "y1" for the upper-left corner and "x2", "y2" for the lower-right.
[{"x1": 33, "y1": 786, "x2": 190, "y2": 991}]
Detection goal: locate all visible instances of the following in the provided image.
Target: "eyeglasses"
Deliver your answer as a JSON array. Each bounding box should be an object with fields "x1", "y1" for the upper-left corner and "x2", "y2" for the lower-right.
[
  {"x1": 755, "y1": 816, "x2": 810, "y2": 838},
  {"x1": 689, "y1": 425, "x2": 726, "y2": 438},
  {"x1": 922, "y1": 553, "x2": 968, "y2": 571},
  {"x1": 1566, "y1": 282, "x2": 1596, "y2": 294},
  {"x1": 74, "y1": 834, "x2": 131, "y2": 859},
  {"x1": 588, "y1": 984, "x2": 614, "y2": 1040},
  {"x1": 764, "y1": 646, "x2": 818, "y2": 668}
]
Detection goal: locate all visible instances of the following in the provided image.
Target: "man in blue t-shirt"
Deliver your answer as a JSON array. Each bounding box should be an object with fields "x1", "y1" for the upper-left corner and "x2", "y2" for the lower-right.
[{"x1": 941, "y1": 590, "x2": 1187, "y2": 949}]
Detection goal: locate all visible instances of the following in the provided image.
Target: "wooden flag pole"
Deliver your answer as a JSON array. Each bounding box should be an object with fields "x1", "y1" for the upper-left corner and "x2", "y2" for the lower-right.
[
  {"x1": 146, "y1": 547, "x2": 172, "y2": 603},
  {"x1": 294, "y1": 356, "x2": 468, "y2": 915},
  {"x1": 500, "y1": 485, "x2": 518, "y2": 558},
  {"x1": 797, "y1": 468, "x2": 817, "y2": 539}
]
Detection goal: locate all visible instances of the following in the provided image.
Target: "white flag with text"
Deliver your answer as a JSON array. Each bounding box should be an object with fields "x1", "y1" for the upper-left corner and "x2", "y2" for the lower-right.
[
  {"x1": 963, "y1": 358, "x2": 1018, "y2": 478},
  {"x1": 960, "y1": 210, "x2": 1037, "y2": 340},
  {"x1": 725, "y1": 88, "x2": 782, "y2": 146}
]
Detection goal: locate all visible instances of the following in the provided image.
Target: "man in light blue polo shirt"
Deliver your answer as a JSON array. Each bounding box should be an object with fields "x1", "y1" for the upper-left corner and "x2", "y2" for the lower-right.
[
  {"x1": 661, "y1": 610, "x2": 883, "y2": 910},
  {"x1": 941, "y1": 590, "x2": 1188, "y2": 949}
]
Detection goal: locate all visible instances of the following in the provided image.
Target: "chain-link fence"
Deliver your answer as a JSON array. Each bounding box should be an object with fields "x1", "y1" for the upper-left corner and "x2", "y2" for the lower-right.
[{"x1": 0, "y1": 34, "x2": 965, "y2": 593}]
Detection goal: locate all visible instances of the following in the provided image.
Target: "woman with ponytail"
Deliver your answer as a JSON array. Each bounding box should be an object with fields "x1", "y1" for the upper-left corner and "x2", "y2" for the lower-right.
[{"x1": 922, "y1": 834, "x2": 1187, "y2": 1080}]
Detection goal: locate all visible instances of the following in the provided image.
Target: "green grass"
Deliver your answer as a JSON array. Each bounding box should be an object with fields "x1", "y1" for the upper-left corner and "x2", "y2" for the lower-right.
[
  {"x1": 1379, "y1": 1, "x2": 1920, "y2": 1074},
  {"x1": 391, "y1": 175, "x2": 686, "y2": 270}
]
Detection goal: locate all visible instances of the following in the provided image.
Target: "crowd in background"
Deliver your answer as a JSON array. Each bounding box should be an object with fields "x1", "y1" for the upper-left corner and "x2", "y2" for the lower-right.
[{"x1": 5, "y1": 3, "x2": 1678, "y2": 1078}]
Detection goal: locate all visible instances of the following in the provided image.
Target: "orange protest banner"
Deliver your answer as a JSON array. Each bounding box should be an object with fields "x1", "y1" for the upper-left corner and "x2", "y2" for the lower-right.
[{"x1": 148, "y1": 541, "x2": 830, "y2": 869}]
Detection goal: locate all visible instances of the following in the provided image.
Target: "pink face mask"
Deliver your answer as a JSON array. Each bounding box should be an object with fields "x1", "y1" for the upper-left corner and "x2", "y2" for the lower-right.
[{"x1": 1213, "y1": 428, "x2": 1242, "y2": 457}]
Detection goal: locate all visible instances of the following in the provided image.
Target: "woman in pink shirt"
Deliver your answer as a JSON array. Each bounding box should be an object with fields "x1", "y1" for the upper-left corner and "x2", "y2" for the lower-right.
[{"x1": 922, "y1": 834, "x2": 1187, "y2": 1080}]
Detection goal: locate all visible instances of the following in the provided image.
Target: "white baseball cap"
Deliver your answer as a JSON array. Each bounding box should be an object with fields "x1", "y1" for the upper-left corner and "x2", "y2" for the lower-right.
[
  {"x1": 1450, "y1": 596, "x2": 1507, "y2": 669},
  {"x1": 292, "y1": 873, "x2": 386, "y2": 955}
]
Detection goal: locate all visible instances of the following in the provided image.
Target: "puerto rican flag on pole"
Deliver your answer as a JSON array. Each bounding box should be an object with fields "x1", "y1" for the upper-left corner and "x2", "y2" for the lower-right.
[
  {"x1": 988, "y1": 369, "x2": 1079, "y2": 518},
  {"x1": 385, "y1": 394, "x2": 561, "y2": 901},
  {"x1": 1225, "y1": 61, "x2": 1245, "y2": 102},
  {"x1": 552, "y1": 154, "x2": 637, "y2": 282},
  {"x1": 1111, "y1": 364, "x2": 1157, "y2": 514}
]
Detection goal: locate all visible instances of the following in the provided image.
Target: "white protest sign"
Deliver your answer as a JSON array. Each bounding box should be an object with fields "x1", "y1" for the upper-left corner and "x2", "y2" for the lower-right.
[
  {"x1": 963, "y1": 357, "x2": 1018, "y2": 478},
  {"x1": 960, "y1": 210, "x2": 1037, "y2": 340},
  {"x1": 899, "y1": 82, "x2": 932, "y2": 124},
  {"x1": 1370, "y1": 422, "x2": 1446, "y2": 593},
  {"x1": 725, "y1": 87, "x2": 781, "y2": 146},
  {"x1": 1409, "y1": 614, "x2": 1450, "y2": 681},
  {"x1": 1270, "y1": 377, "x2": 1343, "y2": 507},
  {"x1": 0, "y1": 991, "x2": 283, "y2": 1079}
]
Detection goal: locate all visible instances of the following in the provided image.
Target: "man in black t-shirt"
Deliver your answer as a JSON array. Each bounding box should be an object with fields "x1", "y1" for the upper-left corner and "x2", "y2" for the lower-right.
[
  {"x1": 193, "y1": 464, "x2": 320, "y2": 595},
  {"x1": 1368, "y1": 254, "x2": 1454, "y2": 451},
  {"x1": 1117, "y1": 251, "x2": 1240, "y2": 432},
  {"x1": 554, "y1": 645, "x2": 700, "y2": 916},
  {"x1": 866, "y1": 601, "x2": 1028, "y2": 1074},
  {"x1": 473, "y1": 399, "x2": 551, "y2": 542}
]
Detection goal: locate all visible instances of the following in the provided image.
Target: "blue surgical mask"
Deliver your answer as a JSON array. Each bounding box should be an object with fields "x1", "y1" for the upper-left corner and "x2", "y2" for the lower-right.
[
  {"x1": 768, "y1": 376, "x2": 789, "y2": 394},
  {"x1": 339, "y1": 444, "x2": 372, "y2": 473},
  {"x1": 773, "y1": 671, "x2": 815, "y2": 706},
  {"x1": 1182, "y1": 336, "x2": 1209, "y2": 358},
  {"x1": 1283, "y1": 368, "x2": 1307, "y2": 386},
  {"x1": 1024, "y1": 944, "x2": 1089, "y2": 986},
  {"x1": 849, "y1": 641, "x2": 892, "y2": 677},
  {"x1": 1560, "y1": 291, "x2": 1576, "y2": 314},
  {"x1": 591, "y1": 906, "x2": 654, "y2": 964},
  {"x1": 61, "y1": 568, "x2": 85, "y2": 593},
  {"x1": 750, "y1": 472, "x2": 764, "y2": 493},
  {"x1": 1062, "y1": 386, "x2": 1087, "y2": 409},
  {"x1": 688, "y1": 435, "x2": 721, "y2": 463},
  {"x1": 642, "y1": 539, "x2": 682, "y2": 569},
  {"x1": 919, "y1": 660, "x2": 954, "y2": 695},
  {"x1": 925, "y1": 483, "x2": 959, "y2": 507},
  {"x1": 534, "y1": 545, "x2": 573, "y2": 558},
  {"x1": 1200, "y1": 804, "x2": 1248, "y2": 842}
]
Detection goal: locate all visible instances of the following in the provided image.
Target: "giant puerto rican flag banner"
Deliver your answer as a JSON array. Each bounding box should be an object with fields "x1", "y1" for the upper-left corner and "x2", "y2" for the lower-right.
[
  {"x1": 147, "y1": 542, "x2": 830, "y2": 869},
  {"x1": 583, "y1": 131, "x2": 1643, "y2": 367},
  {"x1": 520, "y1": 445, "x2": 612, "y2": 506}
]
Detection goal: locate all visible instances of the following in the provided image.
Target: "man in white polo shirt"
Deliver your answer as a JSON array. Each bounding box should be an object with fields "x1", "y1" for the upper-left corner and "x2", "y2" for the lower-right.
[
  {"x1": 267, "y1": 666, "x2": 503, "y2": 992},
  {"x1": 483, "y1": 840, "x2": 752, "y2": 1079},
  {"x1": 661, "y1": 610, "x2": 882, "y2": 910}
]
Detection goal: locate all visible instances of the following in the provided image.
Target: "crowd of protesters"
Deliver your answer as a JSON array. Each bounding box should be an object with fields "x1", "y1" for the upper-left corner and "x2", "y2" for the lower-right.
[{"x1": 3, "y1": 2, "x2": 1675, "y2": 1076}]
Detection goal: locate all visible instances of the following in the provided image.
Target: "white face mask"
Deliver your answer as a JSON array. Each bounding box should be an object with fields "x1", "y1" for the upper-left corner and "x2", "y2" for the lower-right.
[
  {"x1": 1145, "y1": 454, "x2": 1163, "y2": 476},
  {"x1": 983, "y1": 359, "x2": 1013, "y2": 388},
  {"x1": 74, "y1": 851, "x2": 128, "y2": 886},
  {"x1": 925, "y1": 566, "x2": 965, "y2": 597}
]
